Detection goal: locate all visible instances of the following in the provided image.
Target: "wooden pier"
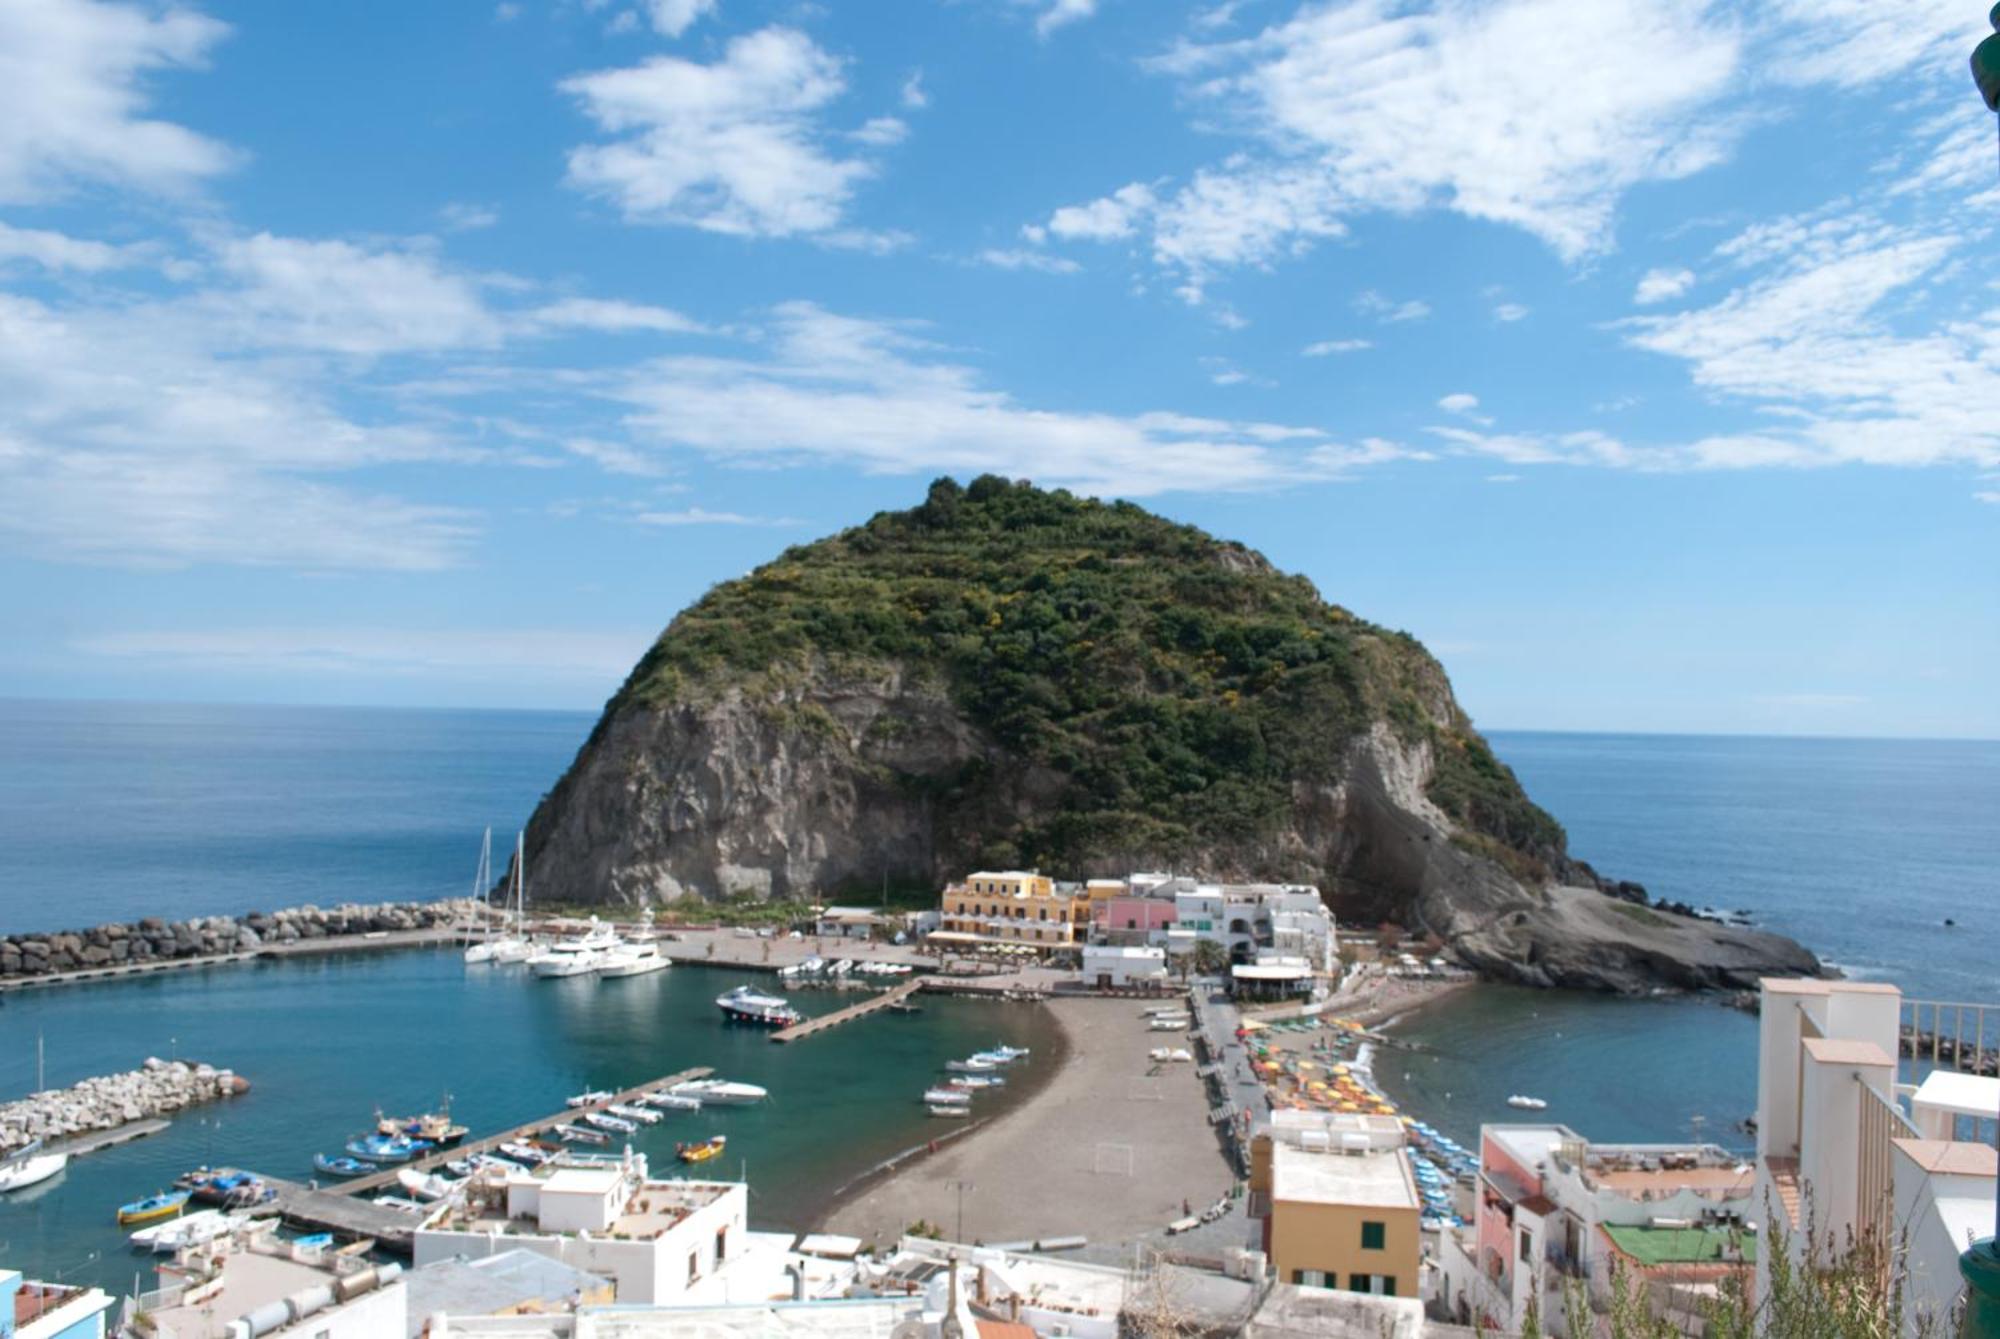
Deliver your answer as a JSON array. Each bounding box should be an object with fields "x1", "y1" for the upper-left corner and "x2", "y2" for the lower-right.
[
  {"x1": 46, "y1": 1118, "x2": 171, "y2": 1158},
  {"x1": 770, "y1": 979, "x2": 923, "y2": 1043},
  {"x1": 258, "y1": 1177, "x2": 437, "y2": 1251},
  {"x1": 326, "y1": 1064, "x2": 715, "y2": 1198}
]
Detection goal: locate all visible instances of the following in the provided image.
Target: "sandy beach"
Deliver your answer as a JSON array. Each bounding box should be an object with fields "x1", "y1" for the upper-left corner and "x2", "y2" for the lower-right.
[{"x1": 822, "y1": 997, "x2": 1234, "y2": 1250}]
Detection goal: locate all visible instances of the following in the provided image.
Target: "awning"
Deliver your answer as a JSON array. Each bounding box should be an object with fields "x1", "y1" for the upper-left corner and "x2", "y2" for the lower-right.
[{"x1": 1232, "y1": 964, "x2": 1312, "y2": 981}]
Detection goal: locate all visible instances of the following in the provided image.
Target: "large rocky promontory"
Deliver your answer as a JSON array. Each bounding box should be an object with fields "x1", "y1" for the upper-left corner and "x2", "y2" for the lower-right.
[{"x1": 520, "y1": 477, "x2": 1819, "y2": 994}]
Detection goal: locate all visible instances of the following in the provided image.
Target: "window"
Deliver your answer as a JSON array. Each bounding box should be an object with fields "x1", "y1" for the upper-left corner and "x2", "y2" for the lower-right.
[
  {"x1": 689, "y1": 1250, "x2": 700, "y2": 1284},
  {"x1": 1348, "y1": 1273, "x2": 1368, "y2": 1293},
  {"x1": 1292, "y1": 1269, "x2": 1329, "y2": 1287},
  {"x1": 1520, "y1": 1229, "x2": 1533, "y2": 1263},
  {"x1": 1361, "y1": 1220, "x2": 1386, "y2": 1250}
]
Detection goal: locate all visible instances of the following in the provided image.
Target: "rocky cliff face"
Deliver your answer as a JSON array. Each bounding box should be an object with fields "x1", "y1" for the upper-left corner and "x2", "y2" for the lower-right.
[{"x1": 522, "y1": 477, "x2": 1819, "y2": 993}]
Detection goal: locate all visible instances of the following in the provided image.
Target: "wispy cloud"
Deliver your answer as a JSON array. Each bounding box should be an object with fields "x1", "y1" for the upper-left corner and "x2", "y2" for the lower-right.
[
  {"x1": 76, "y1": 626, "x2": 650, "y2": 681},
  {"x1": 1302, "y1": 338, "x2": 1371, "y2": 356},
  {"x1": 634, "y1": 507, "x2": 802, "y2": 527},
  {"x1": 1634, "y1": 267, "x2": 1695, "y2": 305}
]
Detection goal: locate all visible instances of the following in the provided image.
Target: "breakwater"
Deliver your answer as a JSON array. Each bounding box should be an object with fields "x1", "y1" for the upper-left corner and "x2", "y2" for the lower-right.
[
  {"x1": 0, "y1": 899, "x2": 481, "y2": 982},
  {"x1": 1, "y1": 1057, "x2": 246, "y2": 1155}
]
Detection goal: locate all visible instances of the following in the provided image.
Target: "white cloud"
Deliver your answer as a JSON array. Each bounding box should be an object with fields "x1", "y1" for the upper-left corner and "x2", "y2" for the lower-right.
[
  {"x1": 591, "y1": 301, "x2": 1413, "y2": 496},
  {"x1": 1355, "y1": 290, "x2": 1429, "y2": 323},
  {"x1": 561, "y1": 27, "x2": 876, "y2": 238},
  {"x1": 1976, "y1": 491, "x2": 2000, "y2": 504},
  {"x1": 439, "y1": 202, "x2": 500, "y2": 232},
  {"x1": 525, "y1": 296, "x2": 705, "y2": 335},
  {"x1": 1437, "y1": 393, "x2": 1480, "y2": 415},
  {"x1": 0, "y1": 0, "x2": 236, "y2": 203},
  {"x1": 634, "y1": 506, "x2": 800, "y2": 526},
  {"x1": 77, "y1": 626, "x2": 649, "y2": 682},
  {"x1": 1634, "y1": 266, "x2": 1696, "y2": 305},
  {"x1": 1301, "y1": 338, "x2": 1370, "y2": 356},
  {"x1": 0, "y1": 221, "x2": 153, "y2": 273},
  {"x1": 1492, "y1": 302, "x2": 1530, "y2": 322},
  {"x1": 644, "y1": 0, "x2": 716, "y2": 38},
  {"x1": 1760, "y1": 0, "x2": 1985, "y2": 88},
  {"x1": 900, "y1": 71, "x2": 928, "y2": 110},
  {"x1": 207, "y1": 233, "x2": 498, "y2": 356},
  {"x1": 1045, "y1": 183, "x2": 1156, "y2": 241},
  {"x1": 974, "y1": 248, "x2": 1081, "y2": 274},
  {"x1": 850, "y1": 116, "x2": 909, "y2": 147},
  {"x1": 1034, "y1": 0, "x2": 1096, "y2": 37}
]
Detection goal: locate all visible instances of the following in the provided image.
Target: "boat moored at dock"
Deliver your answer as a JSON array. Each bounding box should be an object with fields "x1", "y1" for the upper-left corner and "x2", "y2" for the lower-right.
[
  {"x1": 117, "y1": 1190, "x2": 189, "y2": 1225},
  {"x1": 716, "y1": 984, "x2": 801, "y2": 1027},
  {"x1": 0, "y1": 1142, "x2": 68, "y2": 1194},
  {"x1": 345, "y1": 1133, "x2": 431, "y2": 1164},
  {"x1": 596, "y1": 940, "x2": 668, "y2": 978},
  {"x1": 667, "y1": 1077, "x2": 767, "y2": 1106},
  {"x1": 312, "y1": 1153, "x2": 377, "y2": 1179}
]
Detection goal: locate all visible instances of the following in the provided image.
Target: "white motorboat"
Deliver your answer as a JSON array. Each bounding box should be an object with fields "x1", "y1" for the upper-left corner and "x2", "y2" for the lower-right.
[
  {"x1": 644, "y1": 1091, "x2": 702, "y2": 1112},
  {"x1": 1506, "y1": 1095, "x2": 1549, "y2": 1110},
  {"x1": 921, "y1": 1087, "x2": 971, "y2": 1106},
  {"x1": 715, "y1": 985, "x2": 800, "y2": 1027},
  {"x1": 583, "y1": 1111, "x2": 636, "y2": 1134},
  {"x1": 556, "y1": 1124, "x2": 609, "y2": 1145},
  {"x1": 669, "y1": 1078, "x2": 767, "y2": 1106},
  {"x1": 945, "y1": 1057, "x2": 996, "y2": 1073},
  {"x1": 928, "y1": 1104, "x2": 971, "y2": 1118},
  {"x1": 397, "y1": 1168, "x2": 458, "y2": 1202},
  {"x1": 130, "y1": 1208, "x2": 230, "y2": 1253},
  {"x1": 498, "y1": 1141, "x2": 551, "y2": 1166},
  {"x1": 597, "y1": 940, "x2": 668, "y2": 978},
  {"x1": 566, "y1": 1089, "x2": 614, "y2": 1108},
  {"x1": 529, "y1": 919, "x2": 618, "y2": 979},
  {"x1": 607, "y1": 1103, "x2": 662, "y2": 1125},
  {"x1": 0, "y1": 1147, "x2": 68, "y2": 1194}
]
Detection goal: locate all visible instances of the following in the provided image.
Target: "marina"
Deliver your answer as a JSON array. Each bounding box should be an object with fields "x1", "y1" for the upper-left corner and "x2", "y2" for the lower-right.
[{"x1": 771, "y1": 978, "x2": 924, "y2": 1042}]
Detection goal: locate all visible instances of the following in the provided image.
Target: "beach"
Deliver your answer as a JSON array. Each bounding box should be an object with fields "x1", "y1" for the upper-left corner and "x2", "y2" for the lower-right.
[{"x1": 823, "y1": 997, "x2": 1234, "y2": 1250}]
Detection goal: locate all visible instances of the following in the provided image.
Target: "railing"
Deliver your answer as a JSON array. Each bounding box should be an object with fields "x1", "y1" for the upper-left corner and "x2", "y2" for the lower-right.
[
  {"x1": 1856, "y1": 1078, "x2": 1919, "y2": 1264},
  {"x1": 1901, "y1": 998, "x2": 1998, "y2": 1080}
]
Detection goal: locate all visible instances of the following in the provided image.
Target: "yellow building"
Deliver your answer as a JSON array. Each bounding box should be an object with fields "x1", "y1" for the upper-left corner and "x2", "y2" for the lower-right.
[
  {"x1": 1258, "y1": 1140, "x2": 1421, "y2": 1299},
  {"x1": 937, "y1": 870, "x2": 1090, "y2": 951}
]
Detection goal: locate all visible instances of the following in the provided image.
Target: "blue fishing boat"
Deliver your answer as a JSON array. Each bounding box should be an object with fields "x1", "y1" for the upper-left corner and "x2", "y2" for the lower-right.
[
  {"x1": 313, "y1": 1154, "x2": 376, "y2": 1179},
  {"x1": 345, "y1": 1133, "x2": 430, "y2": 1164}
]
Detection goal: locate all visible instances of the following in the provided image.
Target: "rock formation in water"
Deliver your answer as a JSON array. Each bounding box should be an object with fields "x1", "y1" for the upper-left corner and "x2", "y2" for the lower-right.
[{"x1": 522, "y1": 477, "x2": 1819, "y2": 993}]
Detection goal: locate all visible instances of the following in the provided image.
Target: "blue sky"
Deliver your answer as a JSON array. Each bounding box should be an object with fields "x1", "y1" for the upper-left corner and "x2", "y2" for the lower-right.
[{"x1": 0, "y1": 0, "x2": 1995, "y2": 737}]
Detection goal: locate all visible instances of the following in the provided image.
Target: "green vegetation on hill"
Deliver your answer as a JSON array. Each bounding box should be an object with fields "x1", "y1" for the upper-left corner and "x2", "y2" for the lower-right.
[{"x1": 618, "y1": 476, "x2": 1565, "y2": 877}]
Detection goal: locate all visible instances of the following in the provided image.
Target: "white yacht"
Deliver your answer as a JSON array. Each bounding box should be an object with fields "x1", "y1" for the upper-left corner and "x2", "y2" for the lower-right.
[
  {"x1": 528, "y1": 918, "x2": 618, "y2": 979},
  {"x1": 596, "y1": 939, "x2": 668, "y2": 978},
  {"x1": 668, "y1": 1077, "x2": 768, "y2": 1106},
  {"x1": 715, "y1": 984, "x2": 800, "y2": 1027}
]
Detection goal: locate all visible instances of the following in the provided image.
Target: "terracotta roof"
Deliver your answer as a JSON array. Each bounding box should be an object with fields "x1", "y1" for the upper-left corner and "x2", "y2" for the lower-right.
[
  {"x1": 1891, "y1": 1139, "x2": 2000, "y2": 1178},
  {"x1": 1801, "y1": 1037, "x2": 1894, "y2": 1067},
  {"x1": 1517, "y1": 1194, "x2": 1557, "y2": 1217}
]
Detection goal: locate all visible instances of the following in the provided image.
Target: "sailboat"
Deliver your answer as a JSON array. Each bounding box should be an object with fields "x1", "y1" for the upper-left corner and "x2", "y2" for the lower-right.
[
  {"x1": 462, "y1": 828, "x2": 500, "y2": 963},
  {"x1": 488, "y1": 832, "x2": 534, "y2": 964},
  {"x1": 2, "y1": 1037, "x2": 69, "y2": 1194}
]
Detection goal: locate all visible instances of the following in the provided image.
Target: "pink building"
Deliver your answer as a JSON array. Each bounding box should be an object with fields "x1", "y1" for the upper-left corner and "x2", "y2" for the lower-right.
[{"x1": 1092, "y1": 897, "x2": 1176, "y2": 942}]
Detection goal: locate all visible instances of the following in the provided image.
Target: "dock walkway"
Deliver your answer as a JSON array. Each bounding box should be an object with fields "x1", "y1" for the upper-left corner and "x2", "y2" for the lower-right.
[
  {"x1": 327, "y1": 1064, "x2": 715, "y2": 1198},
  {"x1": 259, "y1": 1177, "x2": 434, "y2": 1250},
  {"x1": 771, "y1": 979, "x2": 923, "y2": 1043}
]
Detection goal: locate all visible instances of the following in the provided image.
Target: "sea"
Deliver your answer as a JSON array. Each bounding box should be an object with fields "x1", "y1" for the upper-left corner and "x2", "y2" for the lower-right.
[{"x1": 1, "y1": 700, "x2": 1996, "y2": 1290}]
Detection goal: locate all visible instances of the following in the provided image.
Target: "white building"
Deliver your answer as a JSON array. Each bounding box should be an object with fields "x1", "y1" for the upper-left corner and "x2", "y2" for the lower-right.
[
  {"x1": 814, "y1": 907, "x2": 886, "y2": 940},
  {"x1": 1162, "y1": 882, "x2": 1335, "y2": 973},
  {"x1": 1080, "y1": 944, "x2": 1168, "y2": 989},
  {"x1": 1754, "y1": 976, "x2": 1998, "y2": 1336},
  {"x1": 415, "y1": 1154, "x2": 748, "y2": 1306},
  {"x1": 138, "y1": 1230, "x2": 405, "y2": 1339}
]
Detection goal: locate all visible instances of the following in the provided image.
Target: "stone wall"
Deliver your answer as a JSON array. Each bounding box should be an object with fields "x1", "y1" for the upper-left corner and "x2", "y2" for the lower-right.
[
  {"x1": 0, "y1": 1057, "x2": 248, "y2": 1154},
  {"x1": 0, "y1": 898, "x2": 484, "y2": 980}
]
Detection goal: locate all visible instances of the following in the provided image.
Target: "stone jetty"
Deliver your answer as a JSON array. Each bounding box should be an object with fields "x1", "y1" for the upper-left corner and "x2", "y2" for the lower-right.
[
  {"x1": 0, "y1": 898, "x2": 483, "y2": 981},
  {"x1": 0, "y1": 1057, "x2": 248, "y2": 1155}
]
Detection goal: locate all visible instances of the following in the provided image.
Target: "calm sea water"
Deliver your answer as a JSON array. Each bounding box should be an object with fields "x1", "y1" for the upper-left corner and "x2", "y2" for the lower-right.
[
  {"x1": 1374, "y1": 730, "x2": 2000, "y2": 1151},
  {"x1": 1, "y1": 702, "x2": 1994, "y2": 1286}
]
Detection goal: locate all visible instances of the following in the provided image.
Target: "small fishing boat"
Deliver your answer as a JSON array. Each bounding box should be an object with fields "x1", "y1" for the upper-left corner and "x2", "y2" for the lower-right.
[
  {"x1": 397, "y1": 1168, "x2": 458, "y2": 1202},
  {"x1": 582, "y1": 1111, "x2": 636, "y2": 1134},
  {"x1": 944, "y1": 1057, "x2": 996, "y2": 1073},
  {"x1": 0, "y1": 1143, "x2": 68, "y2": 1194},
  {"x1": 565, "y1": 1089, "x2": 614, "y2": 1108},
  {"x1": 467, "y1": 1153, "x2": 524, "y2": 1175},
  {"x1": 676, "y1": 1135, "x2": 727, "y2": 1164},
  {"x1": 921, "y1": 1087, "x2": 971, "y2": 1106},
  {"x1": 668, "y1": 1078, "x2": 767, "y2": 1106},
  {"x1": 1506, "y1": 1095, "x2": 1549, "y2": 1110},
  {"x1": 606, "y1": 1104, "x2": 662, "y2": 1125},
  {"x1": 928, "y1": 1103, "x2": 971, "y2": 1118},
  {"x1": 118, "y1": 1191, "x2": 190, "y2": 1225},
  {"x1": 556, "y1": 1125, "x2": 609, "y2": 1145},
  {"x1": 130, "y1": 1208, "x2": 229, "y2": 1253},
  {"x1": 378, "y1": 1107, "x2": 468, "y2": 1147},
  {"x1": 947, "y1": 1075, "x2": 1002, "y2": 1089},
  {"x1": 498, "y1": 1141, "x2": 551, "y2": 1166},
  {"x1": 346, "y1": 1134, "x2": 429, "y2": 1164},
  {"x1": 313, "y1": 1154, "x2": 377, "y2": 1179}
]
